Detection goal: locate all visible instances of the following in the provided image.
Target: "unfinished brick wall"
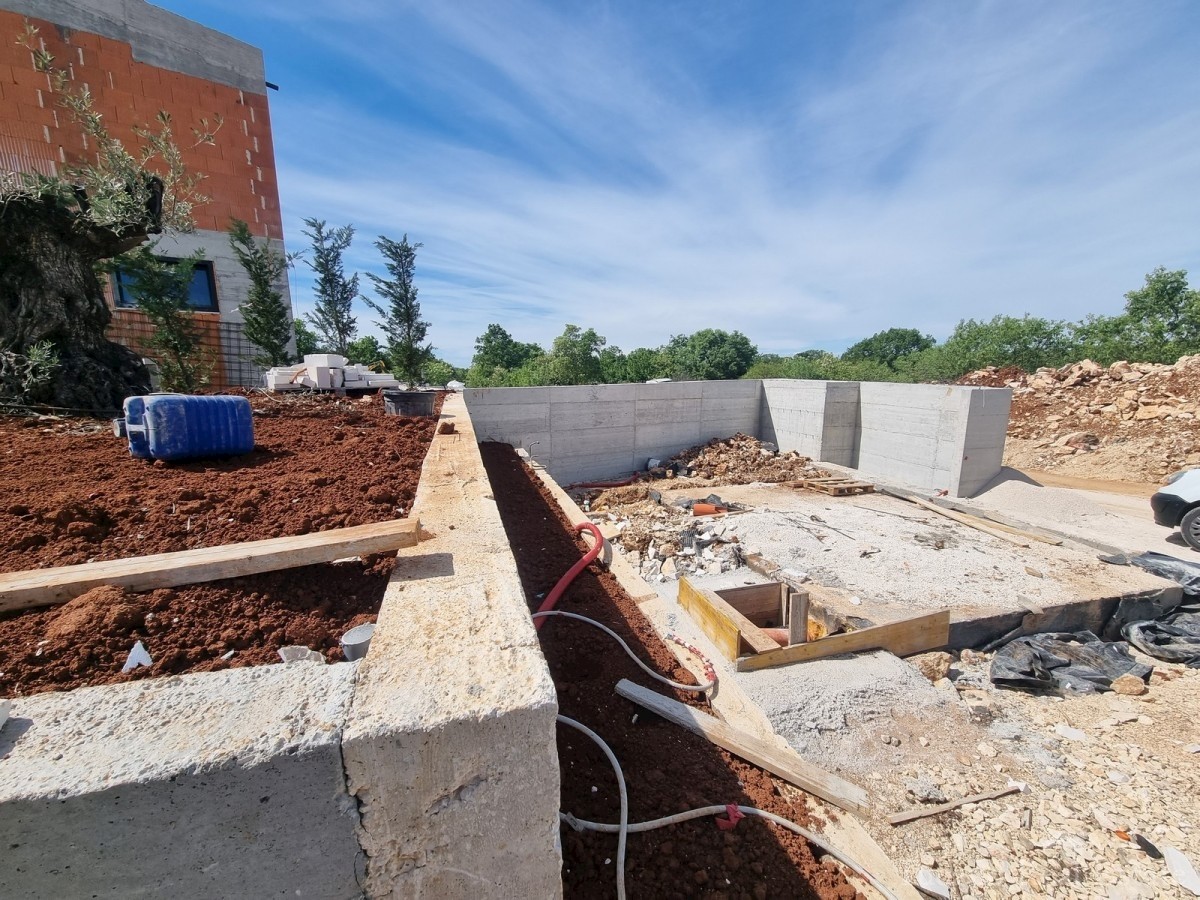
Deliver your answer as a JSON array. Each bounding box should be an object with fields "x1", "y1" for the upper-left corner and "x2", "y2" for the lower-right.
[{"x1": 0, "y1": 9, "x2": 282, "y2": 239}]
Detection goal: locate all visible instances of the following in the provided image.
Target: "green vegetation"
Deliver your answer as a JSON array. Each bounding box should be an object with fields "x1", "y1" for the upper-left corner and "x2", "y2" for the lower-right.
[
  {"x1": 364, "y1": 234, "x2": 432, "y2": 387},
  {"x1": 301, "y1": 219, "x2": 358, "y2": 357},
  {"x1": 463, "y1": 267, "x2": 1200, "y2": 388},
  {"x1": 112, "y1": 245, "x2": 214, "y2": 392},
  {"x1": 228, "y1": 219, "x2": 293, "y2": 366}
]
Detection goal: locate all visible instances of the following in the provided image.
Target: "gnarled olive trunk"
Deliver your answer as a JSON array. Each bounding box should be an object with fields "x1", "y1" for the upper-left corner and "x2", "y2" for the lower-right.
[{"x1": 0, "y1": 195, "x2": 151, "y2": 411}]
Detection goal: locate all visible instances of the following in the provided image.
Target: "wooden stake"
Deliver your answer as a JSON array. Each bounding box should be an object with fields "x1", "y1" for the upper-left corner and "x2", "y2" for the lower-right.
[
  {"x1": 887, "y1": 785, "x2": 1022, "y2": 826},
  {"x1": 0, "y1": 518, "x2": 421, "y2": 612},
  {"x1": 616, "y1": 678, "x2": 870, "y2": 814}
]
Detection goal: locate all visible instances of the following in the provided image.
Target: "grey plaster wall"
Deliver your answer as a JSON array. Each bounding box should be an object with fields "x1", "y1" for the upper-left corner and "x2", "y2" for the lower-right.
[
  {"x1": 465, "y1": 380, "x2": 761, "y2": 485},
  {"x1": 0, "y1": 0, "x2": 267, "y2": 92}
]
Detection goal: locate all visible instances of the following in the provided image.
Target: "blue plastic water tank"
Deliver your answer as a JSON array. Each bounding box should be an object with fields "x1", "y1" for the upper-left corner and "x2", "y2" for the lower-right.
[{"x1": 115, "y1": 394, "x2": 255, "y2": 461}]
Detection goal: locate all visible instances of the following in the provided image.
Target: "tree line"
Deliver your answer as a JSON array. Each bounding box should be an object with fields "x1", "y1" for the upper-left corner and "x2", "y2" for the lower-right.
[{"x1": 457, "y1": 266, "x2": 1198, "y2": 388}]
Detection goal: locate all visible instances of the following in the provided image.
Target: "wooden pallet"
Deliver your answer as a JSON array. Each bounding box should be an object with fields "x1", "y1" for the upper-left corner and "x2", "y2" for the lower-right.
[{"x1": 789, "y1": 477, "x2": 875, "y2": 496}]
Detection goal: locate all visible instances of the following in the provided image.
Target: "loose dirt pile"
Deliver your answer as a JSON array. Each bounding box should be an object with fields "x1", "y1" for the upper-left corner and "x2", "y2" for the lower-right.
[
  {"x1": 480, "y1": 442, "x2": 858, "y2": 900},
  {"x1": 0, "y1": 391, "x2": 442, "y2": 695},
  {"x1": 960, "y1": 357, "x2": 1200, "y2": 483}
]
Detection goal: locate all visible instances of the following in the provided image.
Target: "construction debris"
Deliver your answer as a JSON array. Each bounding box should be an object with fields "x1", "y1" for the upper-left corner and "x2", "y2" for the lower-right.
[
  {"x1": 265, "y1": 353, "x2": 402, "y2": 391},
  {"x1": 648, "y1": 432, "x2": 827, "y2": 485}
]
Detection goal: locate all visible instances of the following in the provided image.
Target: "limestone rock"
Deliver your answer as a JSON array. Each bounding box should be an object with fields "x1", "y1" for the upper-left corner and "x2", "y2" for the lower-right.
[
  {"x1": 911, "y1": 651, "x2": 952, "y2": 683},
  {"x1": 916, "y1": 867, "x2": 951, "y2": 899},
  {"x1": 1111, "y1": 673, "x2": 1148, "y2": 696}
]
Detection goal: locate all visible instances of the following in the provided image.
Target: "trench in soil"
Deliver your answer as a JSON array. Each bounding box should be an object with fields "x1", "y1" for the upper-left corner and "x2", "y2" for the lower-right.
[
  {"x1": 0, "y1": 392, "x2": 443, "y2": 697},
  {"x1": 480, "y1": 441, "x2": 861, "y2": 900}
]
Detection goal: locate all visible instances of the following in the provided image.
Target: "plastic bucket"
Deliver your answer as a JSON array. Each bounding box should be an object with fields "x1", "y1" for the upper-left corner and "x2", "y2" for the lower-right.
[
  {"x1": 382, "y1": 390, "x2": 436, "y2": 417},
  {"x1": 341, "y1": 623, "x2": 376, "y2": 661}
]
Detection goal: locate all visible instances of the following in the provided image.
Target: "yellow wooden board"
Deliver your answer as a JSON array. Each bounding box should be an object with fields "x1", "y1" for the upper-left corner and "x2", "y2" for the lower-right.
[
  {"x1": 678, "y1": 576, "x2": 780, "y2": 659},
  {"x1": 737, "y1": 609, "x2": 950, "y2": 672}
]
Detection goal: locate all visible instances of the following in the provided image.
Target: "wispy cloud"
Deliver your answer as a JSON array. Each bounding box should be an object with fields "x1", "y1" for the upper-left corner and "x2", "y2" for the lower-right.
[{"x1": 167, "y1": 0, "x2": 1200, "y2": 365}]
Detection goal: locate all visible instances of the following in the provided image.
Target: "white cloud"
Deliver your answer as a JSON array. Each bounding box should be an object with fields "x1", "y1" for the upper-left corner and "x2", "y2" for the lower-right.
[{"x1": 246, "y1": 0, "x2": 1200, "y2": 365}]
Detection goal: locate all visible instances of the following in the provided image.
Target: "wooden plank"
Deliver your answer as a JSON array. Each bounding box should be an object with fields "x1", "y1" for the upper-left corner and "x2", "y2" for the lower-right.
[
  {"x1": 880, "y1": 487, "x2": 1030, "y2": 547},
  {"x1": 616, "y1": 678, "x2": 870, "y2": 815},
  {"x1": 736, "y1": 609, "x2": 950, "y2": 672},
  {"x1": 787, "y1": 590, "x2": 809, "y2": 645},
  {"x1": 887, "y1": 785, "x2": 1021, "y2": 826},
  {"x1": 0, "y1": 518, "x2": 421, "y2": 612},
  {"x1": 678, "y1": 577, "x2": 779, "y2": 658}
]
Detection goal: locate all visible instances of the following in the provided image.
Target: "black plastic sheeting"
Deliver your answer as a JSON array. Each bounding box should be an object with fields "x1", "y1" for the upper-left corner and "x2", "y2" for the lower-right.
[
  {"x1": 994, "y1": 551, "x2": 1200, "y2": 691},
  {"x1": 1117, "y1": 551, "x2": 1200, "y2": 594},
  {"x1": 990, "y1": 631, "x2": 1153, "y2": 693},
  {"x1": 1123, "y1": 602, "x2": 1200, "y2": 667}
]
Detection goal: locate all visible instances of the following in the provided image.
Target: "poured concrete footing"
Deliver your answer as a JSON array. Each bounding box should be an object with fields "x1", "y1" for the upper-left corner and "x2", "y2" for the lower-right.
[{"x1": 0, "y1": 395, "x2": 562, "y2": 899}]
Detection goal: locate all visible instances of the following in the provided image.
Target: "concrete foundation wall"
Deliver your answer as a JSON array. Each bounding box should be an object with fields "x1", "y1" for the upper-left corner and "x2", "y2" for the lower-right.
[
  {"x1": 0, "y1": 665, "x2": 363, "y2": 899},
  {"x1": 0, "y1": 395, "x2": 562, "y2": 899},
  {"x1": 760, "y1": 380, "x2": 860, "y2": 466},
  {"x1": 468, "y1": 379, "x2": 1009, "y2": 497},
  {"x1": 465, "y1": 380, "x2": 761, "y2": 485}
]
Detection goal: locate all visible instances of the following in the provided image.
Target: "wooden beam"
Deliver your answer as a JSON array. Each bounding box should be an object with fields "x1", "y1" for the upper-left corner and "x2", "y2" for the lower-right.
[
  {"x1": 616, "y1": 678, "x2": 870, "y2": 815},
  {"x1": 887, "y1": 785, "x2": 1022, "y2": 826},
  {"x1": 879, "y1": 487, "x2": 1030, "y2": 547},
  {"x1": 0, "y1": 518, "x2": 421, "y2": 612},
  {"x1": 736, "y1": 609, "x2": 950, "y2": 672},
  {"x1": 678, "y1": 577, "x2": 780, "y2": 659}
]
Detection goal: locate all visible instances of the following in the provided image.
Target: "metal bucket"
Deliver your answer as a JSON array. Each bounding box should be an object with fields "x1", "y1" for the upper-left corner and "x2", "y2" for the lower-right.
[{"x1": 382, "y1": 390, "x2": 436, "y2": 416}]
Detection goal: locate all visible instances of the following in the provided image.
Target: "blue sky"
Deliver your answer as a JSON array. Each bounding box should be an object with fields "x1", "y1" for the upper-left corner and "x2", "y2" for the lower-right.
[{"x1": 157, "y1": 0, "x2": 1200, "y2": 367}]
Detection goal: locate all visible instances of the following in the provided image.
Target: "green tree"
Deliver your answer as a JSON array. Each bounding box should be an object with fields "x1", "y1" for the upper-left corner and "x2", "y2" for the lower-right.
[
  {"x1": 293, "y1": 319, "x2": 322, "y2": 357},
  {"x1": 471, "y1": 324, "x2": 542, "y2": 375},
  {"x1": 599, "y1": 346, "x2": 627, "y2": 383},
  {"x1": 1119, "y1": 267, "x2": 1200, "y2": 361},
  {"x1": 666, "y1": 329, "x2": 758, "y2": 380},
  {"x1": 302, "y1": 219, "x2": 358, "y2": 356},
  {"x1": 114, "y1": 245, "x2": 212, "y2": 392},
  {"x1": 228, "y1": 218, "x2": 292, "y2": 366},
  {"x1": 546, "y1": 324, "x2": 605, "y2": 385},
  {"x1": 346, "y1": 335, "x2": 386, "y2": 366},
  {"x1": 842, "y1": 327, "x2": 934, "y2": 369},
  {"x1": 624, "y1": 347, "x2": 672, "y2": 382},
  {"x1": 364, "y1": 234, "x2": 431, "y2": 387},
  {"x1": 938, "y1": 315, "x2": 1075, "y2": 375},
  {"x1": 424, "y1": 358, "x2": 458, "y2": 386}
]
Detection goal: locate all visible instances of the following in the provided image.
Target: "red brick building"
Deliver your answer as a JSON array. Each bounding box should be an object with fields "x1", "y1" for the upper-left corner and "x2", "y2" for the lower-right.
[{"x1": 0, "y1": 0, "x2": 292, "y2": 387}]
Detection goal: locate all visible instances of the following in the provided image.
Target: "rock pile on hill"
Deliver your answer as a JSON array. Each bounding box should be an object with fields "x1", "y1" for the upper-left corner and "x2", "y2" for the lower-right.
[{"x1": 960, "y1": 356, "x2": 1200, "y2": 481}]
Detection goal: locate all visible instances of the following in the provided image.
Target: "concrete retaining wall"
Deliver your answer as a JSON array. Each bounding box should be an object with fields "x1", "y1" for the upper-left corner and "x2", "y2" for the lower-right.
[
  {"x1": 467, "y1": 379, "x2": 1010, "y2": 497},
  {"x1": 465, "y1": 380, "x2": 761, "y2": 485},
  {"x1": 0, "y1": 395, "x2": 562, "y2": 899}
]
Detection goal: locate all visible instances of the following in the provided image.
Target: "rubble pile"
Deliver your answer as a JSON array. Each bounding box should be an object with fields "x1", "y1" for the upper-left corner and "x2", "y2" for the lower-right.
[
  {"x1": 586, "y1": 488, "x2": 744, "y2": 582},
  {"x1": 960, "y1": 356, "x2": 1200, "y2": 481},
  {"x1": 652, "y1": 432, "x2": 826, "y2": 484}
]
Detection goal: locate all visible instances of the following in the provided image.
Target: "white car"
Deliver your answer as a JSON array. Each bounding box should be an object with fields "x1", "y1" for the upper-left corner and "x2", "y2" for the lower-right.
[{"x1": 1151, "y1": 469, "x2": 1200, "y2": 550}]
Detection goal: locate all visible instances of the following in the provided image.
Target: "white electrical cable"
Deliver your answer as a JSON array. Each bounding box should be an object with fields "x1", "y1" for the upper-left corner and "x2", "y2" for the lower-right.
[
  {"x1": 555, "y1": 715, "x2": 628, "y2": 900},
  {"x1": 560, "y1": 806, "x2": 898, "y2": 900},
  {"x1": 532, "y1": 610, "x2": 715, "y2": 692}
]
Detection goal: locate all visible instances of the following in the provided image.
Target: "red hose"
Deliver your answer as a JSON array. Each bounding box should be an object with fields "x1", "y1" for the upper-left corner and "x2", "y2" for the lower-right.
[{"x1": 534, "y1": 522, "x2": 605, "y2": 631}]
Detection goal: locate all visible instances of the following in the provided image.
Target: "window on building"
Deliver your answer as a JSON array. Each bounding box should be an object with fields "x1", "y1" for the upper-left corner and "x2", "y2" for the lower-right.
[{"x1": 112, "y1": 259, "x2": 219, "y2": 312}]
